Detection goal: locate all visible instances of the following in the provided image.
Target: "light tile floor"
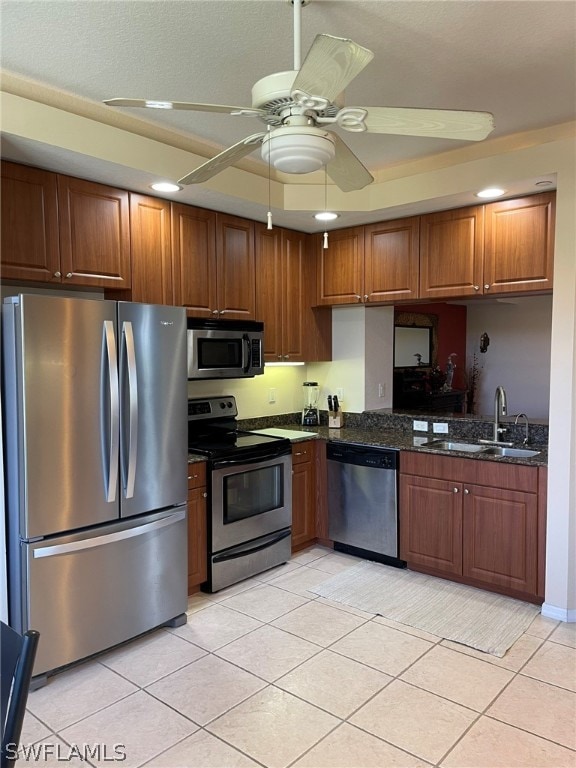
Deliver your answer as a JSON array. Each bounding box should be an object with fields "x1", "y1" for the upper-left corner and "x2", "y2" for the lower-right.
[{"x1": 18, "y1": 546, "x2": 576, "y2": 768}]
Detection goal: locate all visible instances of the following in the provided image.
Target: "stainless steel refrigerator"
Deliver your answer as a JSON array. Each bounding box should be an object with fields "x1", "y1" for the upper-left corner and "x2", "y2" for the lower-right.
[{"x1": 2, "y1": 294, "x2": 188, "y2": 684}]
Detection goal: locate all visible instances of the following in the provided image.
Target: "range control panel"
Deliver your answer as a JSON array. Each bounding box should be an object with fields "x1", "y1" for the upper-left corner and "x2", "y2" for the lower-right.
[{"x1": 188, "y1": 396, "x2": 238, "y2": 421}]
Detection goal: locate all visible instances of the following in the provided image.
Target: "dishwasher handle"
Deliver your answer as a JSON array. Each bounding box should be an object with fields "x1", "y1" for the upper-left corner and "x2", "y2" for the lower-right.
[{"x1": 326, "y1": 442, "x2": 398, "y2": 470}]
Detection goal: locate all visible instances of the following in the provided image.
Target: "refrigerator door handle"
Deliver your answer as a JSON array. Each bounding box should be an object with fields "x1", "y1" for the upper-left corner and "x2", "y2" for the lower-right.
[
  {"x1": 121, "y1": 320, "x2": 139, "y2": 499},
  {"x1": 33, "y1": 509, "x2": 186, "y2": 559},
  {"x1": 101, "y1": 320, "x2": 119, "y2": 503}
]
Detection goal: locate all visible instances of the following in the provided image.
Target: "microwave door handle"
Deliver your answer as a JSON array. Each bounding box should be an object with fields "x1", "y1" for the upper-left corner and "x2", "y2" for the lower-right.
[{"x1": 242, "y1": 333, "x2": 251, "y2": 374}]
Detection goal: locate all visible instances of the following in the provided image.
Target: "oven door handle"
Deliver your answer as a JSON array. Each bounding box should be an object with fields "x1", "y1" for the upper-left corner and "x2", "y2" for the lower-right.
[
  {"x1": 212, "y1": 529, "x2": 291, "y2": 563},
  {"x1": 212, "y1": 447, "x2": 290, "y2": 470}
]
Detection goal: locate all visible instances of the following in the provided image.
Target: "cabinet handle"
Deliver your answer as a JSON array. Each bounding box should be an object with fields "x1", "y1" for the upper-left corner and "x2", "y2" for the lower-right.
[
  {"x1": 202, "y1": 492, "x2": 207, "y2": 498},
  {"x1": 283, "y1": 354, "x2": 289, "y2": 359},
  {"x1": 484, "y1": 284, "x2": 490, "y2": 290},
  {"x1": 473, "y1": 285, "x2": 479, "y2": 291},
  {"x1": 354, "y1": 294, "x2": 362, "y2": 301},
  {"x1": 65, "y1": 272, "x2": 73, "y2": 279},
  {"x1": 277, "y1": 354, "x2": 283, "y2": 359},
  {"x1": 211, "y1": 310, "x2": 219, "y2": 315},
  {"x1": 464, "y1": 488, "x2": 470, "y2": 494},
  {"x1": 363, "y1": 294, "x2": 369, "y2": 301},
  {"x1": 453, "y1": 487, "x2": 459, "y2": 493},
  {"x1": 294, "y1": 451, "x2": 302, "y2": 456},
  {"x1": 54, "y1": 271, "x2": 62, "y2": 278}
]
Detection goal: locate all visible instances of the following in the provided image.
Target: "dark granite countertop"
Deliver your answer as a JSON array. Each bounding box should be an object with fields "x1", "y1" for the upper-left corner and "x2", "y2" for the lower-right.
[{"x1": 248, "y1": 424, "x2": 548, "y2": 467}]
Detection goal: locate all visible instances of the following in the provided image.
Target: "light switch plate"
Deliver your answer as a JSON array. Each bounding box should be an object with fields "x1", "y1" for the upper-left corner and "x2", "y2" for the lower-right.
[
  {"x1": 433, "y1": 422, "x2": 449, "y2": 434},
  {"x1": 413, "y1": 420, "x2": 428, "y2": 432}
]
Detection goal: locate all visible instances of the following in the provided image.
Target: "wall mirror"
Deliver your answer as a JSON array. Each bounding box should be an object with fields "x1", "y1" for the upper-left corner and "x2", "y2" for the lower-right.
[
  {"x1": 394, "y1": 327, "x2": 432, "y2": 367},
  {"x1": 394, "y1": 312, "x2": 439, "y2": 368}
]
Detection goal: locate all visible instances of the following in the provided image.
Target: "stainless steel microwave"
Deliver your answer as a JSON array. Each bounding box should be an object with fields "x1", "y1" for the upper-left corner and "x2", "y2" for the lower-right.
[{"x1": 187, "y1": 318, "x2": 264, "y2": 379}]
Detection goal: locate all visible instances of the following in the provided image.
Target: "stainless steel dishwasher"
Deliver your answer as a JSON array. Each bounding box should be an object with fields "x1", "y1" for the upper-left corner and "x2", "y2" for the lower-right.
[{"x1": 327, "y1": 442, "x2": 405, "y2": 567}]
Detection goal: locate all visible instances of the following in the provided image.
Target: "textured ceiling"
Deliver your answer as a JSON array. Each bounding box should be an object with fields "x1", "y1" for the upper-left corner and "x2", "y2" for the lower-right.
[{"x1": 1, "y1": 0, "x2": 575, "y2": 229}]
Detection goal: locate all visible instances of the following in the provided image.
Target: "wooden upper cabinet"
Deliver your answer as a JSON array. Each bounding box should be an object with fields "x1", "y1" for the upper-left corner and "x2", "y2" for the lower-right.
[
  {"x1": 215, "y1": 213, "x2": 255, "y2": 319},
  {"x1": 1, "y1": 162, "x2": 60, "y2": 283},
  {"x1": 419, "y1": 206, "x2": 484, "y2": 299},
  {"x1": 129, "y1": 194, "x2": 173, "y2": 305},
  {"x1": 255, "y1": 225, "x2": 323, "y2": 362},
  {"x1": 316, "y1": 226, "x2": 364, "y2": 305},
  {"x1": 484, "y1": 192, "x2": 555, "y2": 294},
  {"x1": 57, "y1": 175, "x2": 131, "y2": 288},
  {"x1": 281, "y1": 228, "x2": 307, "y2": 359},
  {"x1": 364, "y1": 217, "x2": 420, "y2": 303},
  {"x1": 171, "y1": 203, "x2": 217, "y2": 317},
  {"x1": 255, "y1": 223, "x2": 282, "y2": 359}
]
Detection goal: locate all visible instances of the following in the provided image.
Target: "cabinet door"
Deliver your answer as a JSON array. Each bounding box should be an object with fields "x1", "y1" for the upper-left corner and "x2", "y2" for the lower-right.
[
  {"x1": 57, "y1": 175, "x2": 131, "y2": 288},
  {"x1": 216, "y1": 213, "x2": 255, "y2": 319},
  {"x1": 399, "y1": 474, "x2": 463, "y2": 575},
  {"x1": 172, "y1": 203, "x2": 217, "y2": 316},
  {"x1": 291, "y1": 442, "x2": 317, "y2": 550},
  {"x1": 484, "y1": 192, "x2": 555, "y2": 294},
  {"x1": 254, "y1": 223, "x2": 282, "y2": 360},
  {"x1": 1, "y1": 162, "x2": 61, "y2": 283},
  {"x1": 188, "y1": 463, "x2": 207, "y2": 592},
  {"x1": 129, "y1": 194, "x2": 173, "y2": 304},
  {"x1": 463, "y1": 484, "x2": 537, "y2": 595},
  {"x1": 281, "y1": 228, "x2": 307, "y2": 360},
  {"x1": 316, "y1": 226, "x2": 364, "y2": 305},
  {"x1": 419, "y1": 206, "x2": 484, "y2": 299},
  {"x1": 364, "y1": 217, "x2": 419, "y2": 303}
]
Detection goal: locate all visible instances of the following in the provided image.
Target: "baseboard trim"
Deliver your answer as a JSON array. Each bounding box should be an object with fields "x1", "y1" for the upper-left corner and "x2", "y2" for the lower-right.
[{"x1": 541, "y1": 603, "x2": 576, "y2": 622}]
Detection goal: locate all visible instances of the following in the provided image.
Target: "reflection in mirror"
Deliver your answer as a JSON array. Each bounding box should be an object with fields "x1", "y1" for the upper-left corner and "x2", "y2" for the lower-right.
[{"x1": 394, "y1": 327, "x2": 432, "y2": 367}]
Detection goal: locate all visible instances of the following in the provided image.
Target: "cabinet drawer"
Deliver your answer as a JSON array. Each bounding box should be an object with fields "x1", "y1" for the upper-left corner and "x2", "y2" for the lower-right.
[
  {"x1": 292, "y1": 441, "x2": 315, "y2": 464},
  {"x1": 188, "y1": 463, "x2": 207, "y2": 490}
]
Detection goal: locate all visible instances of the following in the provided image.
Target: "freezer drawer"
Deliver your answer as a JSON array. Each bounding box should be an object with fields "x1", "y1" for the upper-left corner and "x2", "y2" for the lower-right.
[{"x1": 20, "y1": 507, "x2": 187, "y2": 676}]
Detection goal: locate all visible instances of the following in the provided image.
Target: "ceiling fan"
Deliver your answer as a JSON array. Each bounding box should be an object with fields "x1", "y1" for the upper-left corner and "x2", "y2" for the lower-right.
[{"x1": 104, "y1": 0, "x2": 495, "y2": 192}]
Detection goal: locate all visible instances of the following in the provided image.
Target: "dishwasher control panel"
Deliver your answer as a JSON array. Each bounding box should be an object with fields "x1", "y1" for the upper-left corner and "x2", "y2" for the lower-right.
[{"x1": 326, "y1": 443, "x2": 398, "y2": 470}]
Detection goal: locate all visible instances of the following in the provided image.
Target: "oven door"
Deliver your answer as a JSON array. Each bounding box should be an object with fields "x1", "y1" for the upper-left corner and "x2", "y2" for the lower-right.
[{"x1": 210, "y1": 452, "x2": 292, "y2": 553}]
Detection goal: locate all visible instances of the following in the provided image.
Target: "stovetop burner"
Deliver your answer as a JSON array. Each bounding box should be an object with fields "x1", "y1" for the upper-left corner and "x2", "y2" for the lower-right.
[{"x1": 188, "y1": 396, "x2": 290, "y2": 461}]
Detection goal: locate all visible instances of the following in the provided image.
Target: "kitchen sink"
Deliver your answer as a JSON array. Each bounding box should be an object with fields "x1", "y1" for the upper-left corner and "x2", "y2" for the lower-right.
[
  {"x1": 480, "y1": 446, "x2": 540, "y2": 458},
  {"x1": 420, "y1": 440, "x2": 486, "y2": 453}
]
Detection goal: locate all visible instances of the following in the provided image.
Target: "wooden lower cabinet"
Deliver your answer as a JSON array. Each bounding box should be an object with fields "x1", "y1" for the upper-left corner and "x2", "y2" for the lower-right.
[
  {"x1": 400, "y1": 451, "x2": 544, "y2": 601},
  {"x1": 291, "y1": 441, "x2": 317, "y2": 551},
  {"x1": 399, "y1": 475, "x2": 463, "y2": 576},
  {"x1": 187, "y1": 463, "x2": 207, "y2": 593}
]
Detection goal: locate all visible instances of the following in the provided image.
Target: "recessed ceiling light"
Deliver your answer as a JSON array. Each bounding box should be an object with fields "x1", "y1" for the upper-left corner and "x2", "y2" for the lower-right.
[
  {"x1": 314, "y1": 211, "x2": 339, "y2": 221},
  {"x1": 476, "y1": 187, "x2": 506, "y2": 199},
  {"x1": 150, "y1": 182, "x2": 182, "y2": 192}
]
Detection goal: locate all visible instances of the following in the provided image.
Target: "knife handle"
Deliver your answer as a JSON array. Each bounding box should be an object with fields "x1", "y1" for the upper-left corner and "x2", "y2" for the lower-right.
[
  {"x1": 333, "y1": 395, "x2": 340, "y2": 413},
  {"x1": 327, "y1": 395, "x2": 333, "y2": 413}
]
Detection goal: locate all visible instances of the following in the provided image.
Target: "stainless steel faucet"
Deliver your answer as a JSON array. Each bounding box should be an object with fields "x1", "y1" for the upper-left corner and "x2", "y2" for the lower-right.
[
  {"x1": 493, "y1": 385, "x2": 507, "y2": 442},
  {"x1": 514, "y1": 412, "x2": 530, "y2": 445},
  {"x1": 480, "y1": 385, "x2": 513, "y2": 445}
]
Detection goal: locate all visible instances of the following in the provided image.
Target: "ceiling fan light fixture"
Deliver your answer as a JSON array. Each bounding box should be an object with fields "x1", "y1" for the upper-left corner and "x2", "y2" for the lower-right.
[
  {"x1": 261, "y1": 127, "x2": 336, "y2": 174},
  {"x1": 476, "y1": 187, "x2": 506, "y2": 198},
  {"x1": 150, "y1": 182, "x2": 182, "y2": 192}
]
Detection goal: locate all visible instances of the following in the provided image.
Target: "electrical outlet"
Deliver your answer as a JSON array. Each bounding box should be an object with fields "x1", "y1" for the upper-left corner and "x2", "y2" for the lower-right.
[
  {"x1": 336, "y1": 388, "x2": 344, "y2": 400},
  {"x1": 413, "y1": 420, "x2": 428, "y2": 432},
  {"x1": 268, "y1": 388, "x2": 276, "y2": 404},
  {"x1": 378, "y1": 383, "x2": 386, "y2": 398},
  {"x1": 433, "y1": 422, "x2": 449, "y2": 434}
]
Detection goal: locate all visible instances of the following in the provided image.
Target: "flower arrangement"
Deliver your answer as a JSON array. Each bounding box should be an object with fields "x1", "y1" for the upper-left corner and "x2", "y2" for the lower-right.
[{"x1": 425, "y1": 366, "x2": 447, "y2": 393}]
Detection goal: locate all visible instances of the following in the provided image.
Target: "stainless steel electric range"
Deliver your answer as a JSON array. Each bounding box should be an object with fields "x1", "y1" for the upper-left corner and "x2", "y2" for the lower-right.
[{"x1": 187, "y1": 396, "x2": 292, "y2": 592}]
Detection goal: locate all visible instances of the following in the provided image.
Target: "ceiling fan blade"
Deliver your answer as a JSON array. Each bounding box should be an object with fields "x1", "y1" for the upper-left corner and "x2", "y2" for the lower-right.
[
  {"x1": 292, "y1": 34, "x2": 374, "y2": 106},
  {"x1": 178, "y1": 133, "x2": 266, "y2": 185},
  {"x1": 326, "y1": 134, "x2": 373, "y2": 192},
  {"x1": 103, "y1": 98, "x2": 265, "y2": 117},
  {"x1": 360, "y1": 106, "x2": 495, "y2": 141}
]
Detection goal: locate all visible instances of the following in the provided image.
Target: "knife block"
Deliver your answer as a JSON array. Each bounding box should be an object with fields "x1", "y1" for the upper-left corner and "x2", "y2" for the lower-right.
[{"x1": 328, "y1": 410, "x2": 344, "y2": 428}]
